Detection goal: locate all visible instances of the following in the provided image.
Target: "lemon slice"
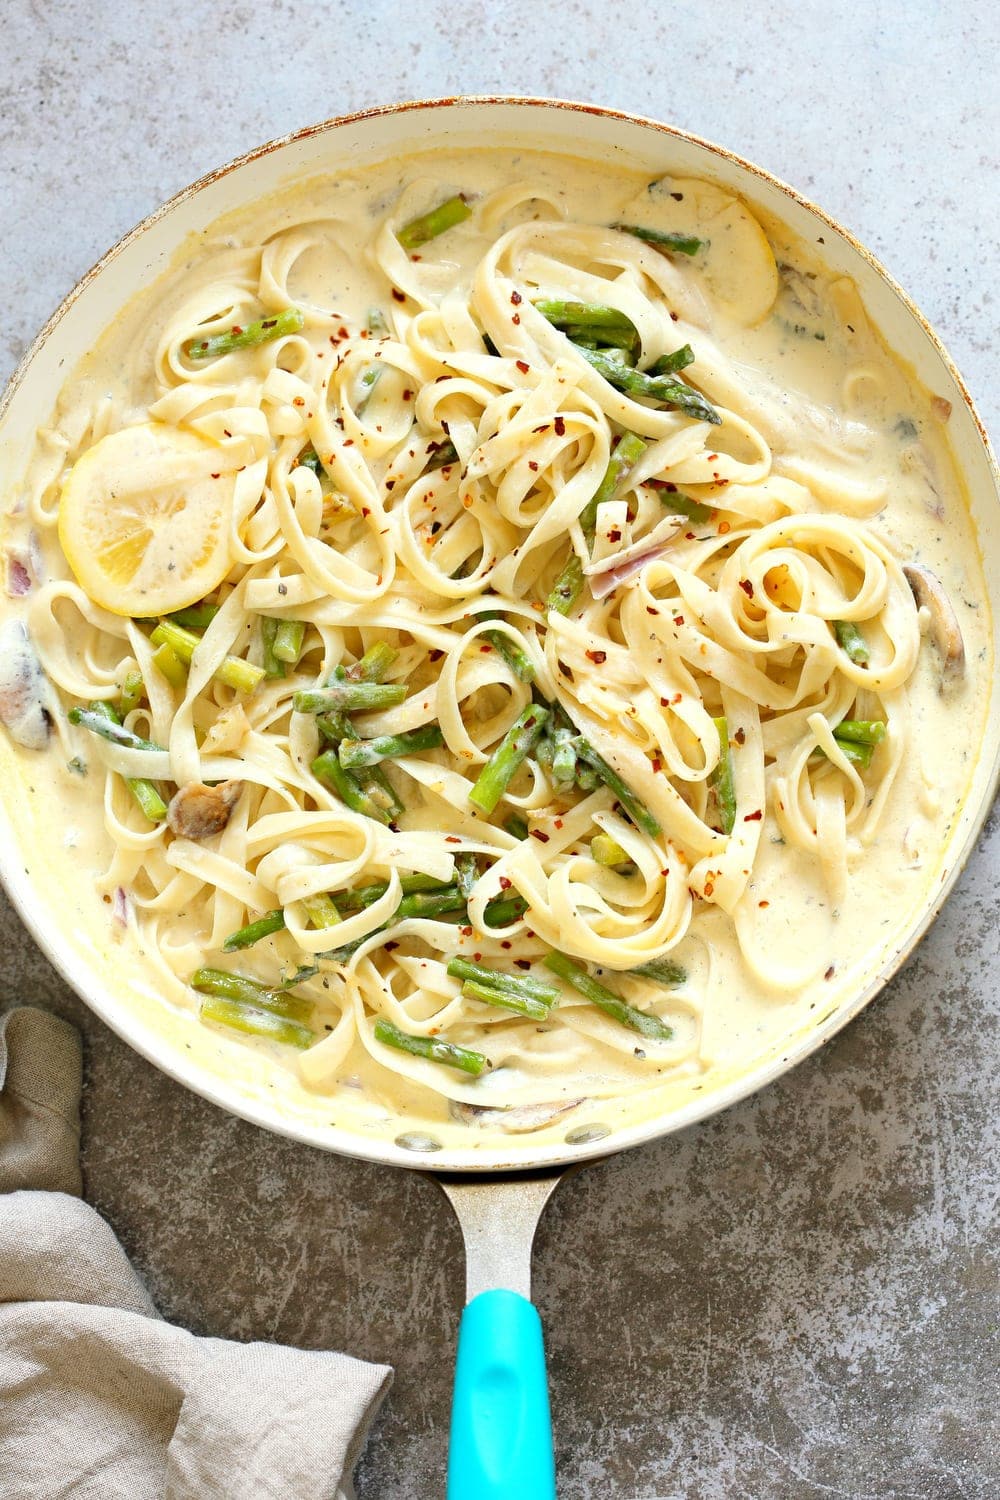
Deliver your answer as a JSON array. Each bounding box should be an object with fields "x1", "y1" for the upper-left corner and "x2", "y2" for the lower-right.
[
  {"x1": 58, "y1": 423, "x2": 237, "y2": 617},
  {"x1": 621, "y1": 176, "x2": 779, "y2": 326}
]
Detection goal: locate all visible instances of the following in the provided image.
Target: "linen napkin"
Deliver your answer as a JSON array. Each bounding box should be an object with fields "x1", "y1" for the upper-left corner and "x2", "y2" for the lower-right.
[{"x1": 0, "y1": 1005, "x2": 392, "y2": 1499}]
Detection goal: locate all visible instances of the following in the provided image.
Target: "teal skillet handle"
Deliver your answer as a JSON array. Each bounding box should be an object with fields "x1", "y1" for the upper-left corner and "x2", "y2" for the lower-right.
[{"x1": 447, "y1": 1287, "x2": 556, "y2": 1499}]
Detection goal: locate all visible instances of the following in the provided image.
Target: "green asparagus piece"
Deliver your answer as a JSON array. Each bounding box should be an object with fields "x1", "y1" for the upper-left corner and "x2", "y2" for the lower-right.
[
  {"x1": 169, "y1": 603, "x2": 220, "y2": 632},
  {"x1": 550, "y1": 726, "x2": 578, "y2": 785},
  {"x1": 395, "y1": 887, "x2": 467, "y2": 920},
  {"x1": 826, "y1": 738, "x2": 876, "y2": 770},
  {"x1": 80, "y1": 697, "x2": 169, "y2": 823},
  {"x1": 543, "y1": 951, "x2": 674, "y2": 1040},
  {"x1": 478, "y1": 614, "x2": 536, "y2": 683},
  {"x1": 185, "y1": 306, "x2": 305, "y2": 360},
  {"x1": 575, "y1": 763, "x2": 600, "y2": 792},
  {"x1": 346, "y1": 642, "x2": 399, "y2": 683},
  {"x1": 297, "y1": 446, "x2": 324, "y2": 476},
  {"x1": 397, "y1": 194, "x2": 472, "y2": 251},
  {"x1": 547, "y1": 431, "x2": 647, "y2": 615},
  {"x1": 482, "y1": 893, "x2": 529, "y2": 926},
  {"x1": 339, "y1": 874, "x2": 447, "y2": 912},
  {"x1": 649, "y1": 482, "x2": 713, "y2": 523},
  {"x1": 223, "y1": 909, "x2": 286, "y2": 951},
  {"x1": 648, "y1": 345, "x2": 695, "y2": 376},
  {"x1": 191, "y1": 967, "x2": 313, "y2": 1021},
  {"x1": 312, "y1": 750, "x2": 393, "y2": 824},
  {"x1": 454, "y1": 852, "x2": 478, "y2": 899},
  {"x1": 339, "y1": 724, "x2": 444, "y2": 768},
  {"x1": 710, "y1": 716, "x2": 736, "y2": 835},
  {"x1": 127, "y1": 777, "x2": 169, "y2": 823},
  {"x1": 152, "y1": 640, "x2": 187, "y2": 687},
  {"x1": 630, "y1": 957, "x2": 687, "y2": 988},
  {"x1": 273, "y1": 619, "x2": 306, "y2": 665},
  {"x1": 446, "y1": 957, "x2": 559, "y2": 1004},
  {"x1": 833, "y1": 620, "x2": 871, "y2": 665},
  {"x1": 302, "y1": 893, "x2": 342, "y2": 928},
  {"x1": 573, "y1": 735, "x2": 662, "y2": 838},
  {"x1": 424, "y1": 439, "x2": 460, "y2": 471},
  {"x1": 294, "y1": 681, "x2": 406, "y2": 714},
  {"x1": 612, "y1": 224, "x2": 703, "y2": 256},
  {"x1": 367, "y1": 307, "x2": 389, "y2": 336},
  {"x1": 503, "y1": 814, "x2": 530, "y2": 840},
  {"x1": 534, "y1": 300, "x2": 637, "y2": 333},
  {"x1": 374, "y1": 1017, "x2": 487, "y2": 1075},
  {"x1": 835, "y1": 719, "x2": 886, "y2": 746},
  {"x1": 260, "y1": 616, "x2": 285, "y2": 680},
  {"x1": 200, "y1": 995, "x2": 314, "y2": 1048},
  {"x1": 579, "y1": 347, "x2": 721, "y2": 425},
  {"x1": 468, "y1": 705, "x2": 551, "y2": 814},
  {"x1": 150, "y1": 621, "x2": 265, "y2": 694},
  {"x1": 591, "y1": 834, "x2": 630, "y2": 866},
  {"x1": 118, "y1": 668, "x2": 145, "y2": 714},
  {"x1": 461, "y1": 980, "x2": 551, "y2": 1022},
  {"x1": 68, "y1": 704, "x2": 162, "y2": 753}
]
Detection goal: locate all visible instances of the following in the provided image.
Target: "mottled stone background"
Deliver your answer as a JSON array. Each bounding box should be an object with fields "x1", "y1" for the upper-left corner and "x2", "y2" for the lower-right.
[{"x1": 2, "y1": 2, "x2": 998, "y2": 1496}]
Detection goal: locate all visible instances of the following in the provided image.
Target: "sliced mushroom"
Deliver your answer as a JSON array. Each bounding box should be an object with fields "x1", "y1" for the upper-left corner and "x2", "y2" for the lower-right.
[
  {"x1": 0, "y1": 619, "x2": 53, "y2": 749},
  {"x1": 450, "y1": 1097, "x2": 584, "y2": 1134},
  {"x1": 903, "y1": 563, "x2": 965, "y2": 685},
  {"x1": 168, "y1": 779, "x2": 243, "y2": 840}
]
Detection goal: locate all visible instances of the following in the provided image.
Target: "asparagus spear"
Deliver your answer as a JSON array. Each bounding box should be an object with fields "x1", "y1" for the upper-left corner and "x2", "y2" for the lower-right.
[
  {"x1": 550, "y1": 726, "x2": 578, "y2": 785},
  {"x1": 297, "y1": 446, "x2": 324, "y2": 477},
  {"x1": 709, "y1": 716, "x2": 736, "y2": 835},
  {"x1": 833, "y1": 620, "x2": 871, "y2": 665},
  {"x1": 647, "y1": 481, "x2": 713, "y2": 522},
  {"x1": 573, "y1": 736, "x2": 662, "y2": 838},
  {"x1": 339, "y1": 874, "x2": 447, "y2": 911},
  {"x1": 543, "y1": 951, "x2": 674, "y2": 1040},
  {"x1": 397, "y1": 194, "x2": 472, "y2": 251},
  {"x1": 346, "y1": 642, "x2": 399, "y2": 682},
  {"x1": 260, "y1": 616, "x2": 285, "y2": 680},
  {"x1": 591, "y1": 833, "x2": 630, "y2": 866},
  {"x1": 396, "y1": 887, "x2": 467, "y2": 920},
  {"x1": 302, "y1": 892, "x2": 342, "y2": 928},
  {"x1": 118, "y1": 668, "x2": 145, "y2": 715},
  {"x1": 454, "y1": 852, "x2": 478, "y2": 899},
  {"x1": 223, "y1": 909, "x2": 286, "y2": 951},
  {"x1": 374, "y1": 1017, "x2": 487, "y2": 1075},
  {"x1": 547, "y1": 431, "x2": 647, "y2": 615},
  {"x1": 424, "y1": 439, "x2": 460, "y2": 471},
  {"x1": 273, "y1": 620, "x2": 306, "y2": 665},
  {"x1": 200, "y1": 995, "x2": 314, "y2": 1048},
  {"x1": 834, "y1": 719, "x2": 886, "y2": 746},
  {"x1": 579, "y1": 348, "x2": 721, "y2": 425},
  {"x1": 503, "y1": 814, "x2": 530, "y2": 840},
  {"x1": 611, "y1": 224, "x2": 703, "y2": 256},
  {"x1": 150, "y1": 621, "x2": 265, "y2": 694},
  {"x1": 185, "y1": 306, "x2": 305, "y2": 360},
  {"x1": 534, "y1": 300, "x2": 638, "y2": 333},
  {"x1": 169, "y1": 603, "x2": 220, "y2": 632},
  {"x1": 367, "y1": 307, "x2": 390, "y2": 336},
  {"x1": 482, "y1": 893, "x2": 529, "y2": 926},
  {"x1": 68, "y1": 704, "x2": 162, "y2": 753},
  {"x1": 191, "y1": 967, "x2": 313, "y2": 1022},
  {"x1": 468, "y1": 705, "x2": 551, "y2": 814},
  {"x1": 479, "y1": 615, "x2": 536, "y2": 682},
  {"x1": 630, "y1": 957, "x2": 687, "y2": 988},
  {"x1": 152, "y1": 639, "x2": 187, "y2": 687},
  {"x1": 293, "y1": 681, "x2": 406, "y2": 714},
  {"x1": 446, "y1": 957, "x2": 559, "y2": 1004},
  {"x1": 338, "y1": 724, "x2": 444, "y2": 768},
  {"x1": 648, "y1": 345, "x2": 695, "y2": 376},
  {"x1": 461, "y1": 981, "x2": 551, "y2": 1021},
  {"x1": 312, "y1": 750, "x2": 394, "y2": 824}
]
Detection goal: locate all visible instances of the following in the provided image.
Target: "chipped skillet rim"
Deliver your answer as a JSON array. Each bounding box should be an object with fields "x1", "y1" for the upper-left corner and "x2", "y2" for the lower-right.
[{"x1": 0, "y1": 95, "x2": 998, "y2": 1175}]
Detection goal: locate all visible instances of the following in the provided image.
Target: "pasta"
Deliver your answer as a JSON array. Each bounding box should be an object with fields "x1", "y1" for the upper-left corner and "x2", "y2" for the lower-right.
[{"x1": 0, "y1": 149, "x2": 986, "y2": 1141}]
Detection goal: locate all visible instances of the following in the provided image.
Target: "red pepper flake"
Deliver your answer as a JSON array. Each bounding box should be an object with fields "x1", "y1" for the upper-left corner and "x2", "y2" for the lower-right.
[
  {"x1": 824, "y1": 965, "x2": 835, "y2": 980},
  {"x1": 931, "y1": 395, "x2": 952, "y2": 422},
  {"x1": 230, "y1": 324, "x2": 244, "y2": 336},
  {"x1": 385, "y1": 479, "x2": 395, "y2": 491},
  {"x1": 608, "y1": 528, "x2": 622, "y2": 543},
  {"x1": 530, "y1": 830, "x2": 550, "y2": 843},
  {"x1": 211, "y1": 472, "x2": 220, "y2": 479},
  {"x1": 532, "y1": 423, "x2": 550, "y2": 434},
  {"x1": 670, "y1": 311, "x2": 679, "y2": 322},
  {"x1": 673, "y1": 615, "x2": 685, "y2": 626},
  {"x1": 514, "y1": 959, "x2": 532, "y2": 970},
  {"x1": 223, "y1": 428, "x2": 232, "y2": 438},
  {"x1": 384, "y1": 940, "x2": 399, "y2": 952},
  {"x1": 511, "y1": 290, "x2": 522, "y2": 305},
  {"x1": 646, "y1": 606, "x2": 660, "y2": 616},
  {"x1": 512, "y1": 313, "x2": 521, "y2": 325},
  {"x1": 501, "y1": 939, "x2": 512, "y2": 949},
  {"x1": 479, "y1": 643, "x2": 493, "y2": 653},
  {"x1": 293, "y1": 396, "x2": 305, "y2": 408},
  {"x1": 718, "y1": 521, "x2": 731, "y2": 535},
  {"x1": 460, "y1": 925, "x2": 473, "y2": 937},
  {"x1": 554, "y1": 416, "x2": 566, "y2": 436},
  {"x1": 529, "y1": 460, "x2": 539, "y2": 472},
  {"x1": 392, "y1": 289, "x2": 406, "y2": 302},
  {"x1": 758, "y1": 900, "x2": 769, "y2": 909},
  {"x1": 660, "y1": 868, "x2": 670, "y2": 878},
  {"x1": 361, "y1": 506, "x2": 370, "y2": 518},
  {"x1": 516, "y1": 359, "x2": 530, "y2": 374},
  {"x1": 429, "y1": 648, "x2": 444, "y2": 662},
  {"x1": 445, "y1": 836, "x2": 461, "y2": 844},
  {"x1": 344, "y1": 438, "x2": 355, "y2": 448},
  {"x1": 586, "y1": 649, "x2": 607, "y2": 664},
  {"x1": 744, "y1": 809, "x2": 763, "y2": 822},
  {"x1": 739, "y1": 579, "x2": 754, "y2": 598},
  {"x1": 734, "y1": 727, "x2": 746, "y2": 745},
  {"x1": 704, "y1": 879, "x2": 716, "y2": 897},
  {"x1": 499, "y1": 876, "x2": 512, "y2": 890},
  {"x1": 402, "y1": 388, "x2": 413, "y2": 401}
]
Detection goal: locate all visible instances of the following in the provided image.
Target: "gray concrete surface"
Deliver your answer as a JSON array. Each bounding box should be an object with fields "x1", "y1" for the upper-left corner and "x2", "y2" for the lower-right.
[{"x1": 2, "y1": 2, "x2": 998, "y2": 1495}]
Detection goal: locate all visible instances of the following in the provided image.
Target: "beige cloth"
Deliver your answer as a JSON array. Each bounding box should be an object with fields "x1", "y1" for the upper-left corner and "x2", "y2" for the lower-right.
[{"x1": 0, "y1": 1006, "x2": 392, "y2": 1499}]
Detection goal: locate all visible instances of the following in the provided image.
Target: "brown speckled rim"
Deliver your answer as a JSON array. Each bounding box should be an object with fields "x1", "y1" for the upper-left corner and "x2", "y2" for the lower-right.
[{"x1": 1, "y1": 96, "x2": 998, "y2": 1175}]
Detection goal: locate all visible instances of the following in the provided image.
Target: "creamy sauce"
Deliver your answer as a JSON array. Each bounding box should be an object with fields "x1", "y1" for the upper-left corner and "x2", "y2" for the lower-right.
[{"x1": 0, "y1": 148, "x2": 991, "y2": 1154}]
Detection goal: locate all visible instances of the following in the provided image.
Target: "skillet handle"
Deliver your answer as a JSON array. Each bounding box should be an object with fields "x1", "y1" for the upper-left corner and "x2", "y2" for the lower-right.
[{"x1": 447, "y1": 1287, "x2": 556, "y2": 1499}]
